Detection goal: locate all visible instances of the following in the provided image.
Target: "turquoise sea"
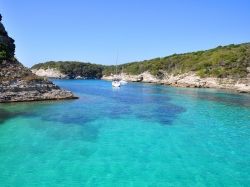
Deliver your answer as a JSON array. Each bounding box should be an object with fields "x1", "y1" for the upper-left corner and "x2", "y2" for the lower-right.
[{"x1": 0, "y1": 79, "x2": 250, "y2": 187}]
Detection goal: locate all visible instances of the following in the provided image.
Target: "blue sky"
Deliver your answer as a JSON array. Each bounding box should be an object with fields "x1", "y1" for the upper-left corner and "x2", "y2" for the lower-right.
[{"x1": 1, "y1": 0, "x2": 250, "y2": 67}]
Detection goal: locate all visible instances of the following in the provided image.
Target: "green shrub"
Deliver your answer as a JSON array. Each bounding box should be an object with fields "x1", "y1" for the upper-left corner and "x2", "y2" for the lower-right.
[
  {"x1": 21, "y1": 71, "x2": 29, "y2": 77},
  {"x1": 0, "y1": 43, "x2": 7, "y2": 60},
  {"x1": 23, "y1": 75, "x2": 44, "y2": 82},
  {"x1": 197, "y1": 70, "x2": 205, "y2": 78}
]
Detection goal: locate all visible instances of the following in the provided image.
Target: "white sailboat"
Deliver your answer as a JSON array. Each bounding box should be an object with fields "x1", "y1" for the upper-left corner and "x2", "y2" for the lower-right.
[
  {"x1": 112, "y1": 79, "x2": 120, "y2": 87},
  {"x1": 112, "y1": 52, "x2": 121, "y2": 87}
]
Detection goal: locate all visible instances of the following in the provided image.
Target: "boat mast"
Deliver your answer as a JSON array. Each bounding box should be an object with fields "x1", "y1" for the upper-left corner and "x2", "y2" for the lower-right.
[{"x1": 116, "y1": 51, "x2": 118, "y2": 78}]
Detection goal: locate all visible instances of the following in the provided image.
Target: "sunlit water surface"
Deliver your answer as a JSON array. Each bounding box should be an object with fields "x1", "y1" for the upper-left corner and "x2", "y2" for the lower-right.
[{"x1": 0, "y1": 79, "x2": 250, "y2": 187}]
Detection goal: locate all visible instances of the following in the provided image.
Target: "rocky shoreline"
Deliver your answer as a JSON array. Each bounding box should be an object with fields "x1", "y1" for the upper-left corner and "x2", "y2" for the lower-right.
[
  {"x1": 0, "y1": 79, "x2": 78, "y2": 103},
  {"x1": 32, "y1": 66, "x2": 250, "y2": 94},
  {"x1": 101, "y1": 71, "x2": 250, "y2": 94}
]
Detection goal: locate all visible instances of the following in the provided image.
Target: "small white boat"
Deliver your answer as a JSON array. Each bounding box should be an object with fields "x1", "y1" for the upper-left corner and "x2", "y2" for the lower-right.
[
  {"x1": 119, "y1": 79, "x2": 127, "y2": 84},
  {"x1": 112, "y1": 79, "x2": 120, "y2": 87}
]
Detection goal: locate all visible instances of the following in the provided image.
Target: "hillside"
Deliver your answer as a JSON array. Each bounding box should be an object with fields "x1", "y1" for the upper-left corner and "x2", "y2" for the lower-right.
[
  {"x1": 32, "y1": 61, "x2": 103, "y2": 79},
  {"x1": 0, "y1": 14, "x2": 78, "y2": 102},
  {"x1": 32, "y1": 43, "x2": 250, "y2": 80},
  {"x1": 30, "y1": 39, "x2": 250, "y2": 93},
  {"x1": 104, "y1": 43, "x2": 250, "y2": 79},
  {"x1": 103, "y1": 43, "x2": 250, "y2": 93}
]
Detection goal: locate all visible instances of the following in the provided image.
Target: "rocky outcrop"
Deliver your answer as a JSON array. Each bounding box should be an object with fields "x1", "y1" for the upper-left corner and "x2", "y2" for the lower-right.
[
  {"x1": 0, "y1": 14, "x2": 78, "y2": 102},
  {"x1": 32, "y1": 68, "x2": 69, "y2": 79},
  {"x1": 102, "y1": 71, "x2": 250, "y2": 94},
  {"x1": 0, "y1": 60, "x2": 78, "y2": 102},
  {"x1": 0, "y1": 80, "x2": 78, "y2": 102},
  {"x1": 31, "y1": 67, "x2": 93, "y2": 79}
]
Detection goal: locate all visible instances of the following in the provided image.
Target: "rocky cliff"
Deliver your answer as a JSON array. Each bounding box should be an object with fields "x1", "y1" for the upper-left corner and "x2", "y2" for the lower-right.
[
  {"x1": 31, "y1": 68, "x2": 69, "y2": 79},
  {"x1": 102, "y1": 71, "x2": 250, "y2": 94},
  {"x1": 0, "y1": 14, "x2": 78, "y2": 102}
]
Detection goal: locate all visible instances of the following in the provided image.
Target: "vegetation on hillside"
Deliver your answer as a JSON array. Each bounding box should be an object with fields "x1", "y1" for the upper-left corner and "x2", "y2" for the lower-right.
[
  {"x1": 0, "y1": 58, "x2": 43, "y2": 82},
  {"x1": 110, "y1": 43, "x2": 250, "y2": 79},
  {"x1": 32, "y1": 61, "x2": 104, "y2": 78},
  {"x1": 0, "y1": 43, "x2": 7, "y2": 61},
  {"x1": 0, "y1": 40, "x2": 15, "y2": 61},
  {"x1": 32, "y1": 43, "x2": 250, "y2": 79}
]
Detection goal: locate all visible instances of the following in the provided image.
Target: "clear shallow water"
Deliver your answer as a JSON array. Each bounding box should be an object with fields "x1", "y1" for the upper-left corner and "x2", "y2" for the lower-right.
[{"x1": 0, "y1": 79, "x2": 250, "y2": 187}]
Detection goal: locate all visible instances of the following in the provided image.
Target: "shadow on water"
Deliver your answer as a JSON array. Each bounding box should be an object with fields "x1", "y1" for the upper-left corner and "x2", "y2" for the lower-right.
[
  {"x1": 107, "y1": 105, "x2": 133, "y2": 119},
  {"x1": 41, "y1": 111, "x2": 94, "y2": 125},
  {"x1": 0, "y1": 109, "x2": 23, "y2": 124},
  {"x1": 154, "y1": 104, "x2": 186, "y2": 125},
  {"x1": 107, "y1": 84, "x2": 186, "y2": 125},
  {"x1": 135, "y1": 103, "x2": 186, "y2": 125}
]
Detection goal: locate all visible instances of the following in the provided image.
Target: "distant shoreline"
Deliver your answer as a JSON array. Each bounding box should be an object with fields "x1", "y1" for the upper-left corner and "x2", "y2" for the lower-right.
[{"x1": 32, "y1": 68, "x2": 250, "y2": 94}]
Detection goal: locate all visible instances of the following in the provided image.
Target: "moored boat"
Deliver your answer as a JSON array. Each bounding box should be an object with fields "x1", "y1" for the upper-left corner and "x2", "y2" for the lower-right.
[
  {"x1": 112, "y1": 79, "x2": 120, "y2": 87},
  {"x1": 112, "y1": 52, "x2": 121, "y2": 87}
]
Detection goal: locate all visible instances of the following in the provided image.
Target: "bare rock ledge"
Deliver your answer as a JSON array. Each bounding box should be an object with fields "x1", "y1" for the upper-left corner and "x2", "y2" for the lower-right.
[{"x1": 0, "y1": 80, "x2": 78, "y2": 103}]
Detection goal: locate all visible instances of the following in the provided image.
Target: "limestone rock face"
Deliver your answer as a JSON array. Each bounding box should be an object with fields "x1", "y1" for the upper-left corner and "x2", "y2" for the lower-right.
[
  {"x1": 32, "y1": 68, "x2": 69, "y2": 79},
  {"x1": 0, "y1": 14, "x2": 78, "y2": 102},
  {"x1": 0, "y1": 80, "x2": 78, "y2": 102},
  {"x1": 102, "y1": 71, "x2": 250, "y2": 94}
]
